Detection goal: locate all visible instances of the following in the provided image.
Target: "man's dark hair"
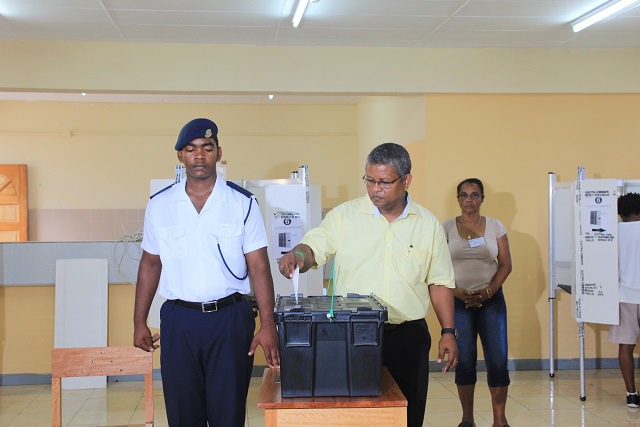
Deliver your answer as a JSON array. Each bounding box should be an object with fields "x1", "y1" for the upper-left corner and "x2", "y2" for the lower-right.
[
  {"x1": 618, "y1": 192, "x2": 640, "y2": 217},
  {"x1": 366, "y1": 143, "x2": 411, "y2": 177}
]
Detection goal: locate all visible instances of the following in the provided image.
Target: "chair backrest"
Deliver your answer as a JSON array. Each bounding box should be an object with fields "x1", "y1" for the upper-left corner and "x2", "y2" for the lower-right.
[{"x1": 51, "y1": 346, "x2": 154, "y2": 427}]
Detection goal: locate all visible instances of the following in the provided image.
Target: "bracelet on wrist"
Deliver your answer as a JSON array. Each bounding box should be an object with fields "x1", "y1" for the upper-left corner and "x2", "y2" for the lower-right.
[
  {"x1": 294, "y1": 251, "x2": 305, "y2": 263},
  {"x1": 486, "y1": 287, "x2": 493, "y2": 299}
]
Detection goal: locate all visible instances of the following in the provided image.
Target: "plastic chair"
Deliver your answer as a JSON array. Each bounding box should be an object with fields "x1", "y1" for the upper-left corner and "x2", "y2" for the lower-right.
[{"x1": 51, "y1": 346, "x2": 154, "y2": 427}]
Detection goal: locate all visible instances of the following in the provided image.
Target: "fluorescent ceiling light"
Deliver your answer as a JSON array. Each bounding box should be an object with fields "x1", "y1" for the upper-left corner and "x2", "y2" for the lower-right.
[
  {"x1": 571, "y1": 0, "x2": 640, "y2": 32},
  {"x1": 292, "y1": 0, "x2": 310, "y2": 28}
]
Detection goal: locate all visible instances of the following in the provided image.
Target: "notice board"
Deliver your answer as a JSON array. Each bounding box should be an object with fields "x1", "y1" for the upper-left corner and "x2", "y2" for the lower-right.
[{"x1": 572, "y1": 179, "x2": 619, "y2": 324}]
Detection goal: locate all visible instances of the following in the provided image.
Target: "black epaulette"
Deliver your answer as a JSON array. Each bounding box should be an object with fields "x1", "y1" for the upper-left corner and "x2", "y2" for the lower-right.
[
  {"x1": 227, "y1": 181, "x2": 256, "y2": 224},
  {"x1": 227, "y1": 181, "x2": 254, "y2": 198},
  {"x1": 150, "y1": 183, "x2": 175, "y2": 199}
]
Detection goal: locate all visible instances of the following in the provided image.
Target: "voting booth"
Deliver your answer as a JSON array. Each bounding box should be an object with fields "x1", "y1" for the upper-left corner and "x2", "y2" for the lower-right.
[
  {"x1": 245, "y1": 166, "x2": 324, "y2": 299},
  {"x1": 548, "y1": 168, "x2": 640, "y2": 399}
]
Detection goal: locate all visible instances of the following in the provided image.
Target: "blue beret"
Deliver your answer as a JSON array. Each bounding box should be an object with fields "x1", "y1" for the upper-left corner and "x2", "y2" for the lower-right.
[{"x1": 175, "y1": 118, "x2": 218, "y2": 150}]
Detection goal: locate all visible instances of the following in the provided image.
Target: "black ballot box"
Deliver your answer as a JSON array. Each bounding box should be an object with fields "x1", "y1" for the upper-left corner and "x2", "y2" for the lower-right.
[{"x1": 275, "y1": 294, "x2": 388, "y2": 398}]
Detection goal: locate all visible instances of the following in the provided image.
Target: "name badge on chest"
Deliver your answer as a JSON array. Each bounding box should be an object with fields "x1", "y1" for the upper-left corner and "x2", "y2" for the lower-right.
[{"x1": 469, "y1": 237, "x2": 485, "y2": 248}]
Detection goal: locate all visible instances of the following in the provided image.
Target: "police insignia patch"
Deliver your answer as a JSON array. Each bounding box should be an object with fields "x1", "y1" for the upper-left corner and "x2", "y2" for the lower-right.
[{"x1": 205, "y1": 129, "x2": 212, "y2": 138}]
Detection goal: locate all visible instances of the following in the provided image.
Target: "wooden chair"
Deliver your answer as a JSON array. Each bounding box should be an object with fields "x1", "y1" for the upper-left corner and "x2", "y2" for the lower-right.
[{"x1": 51, "y1": 346, "x2": 154, "y2": 427}]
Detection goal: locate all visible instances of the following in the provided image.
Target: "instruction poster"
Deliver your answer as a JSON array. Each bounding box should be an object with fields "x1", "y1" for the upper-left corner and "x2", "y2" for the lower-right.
[
  {"x1": 573, "y1": 179, "x2": 619, "y2": 324},
  {"x1": 271, "y1": 210, "x2": 303, "y2": 262}
]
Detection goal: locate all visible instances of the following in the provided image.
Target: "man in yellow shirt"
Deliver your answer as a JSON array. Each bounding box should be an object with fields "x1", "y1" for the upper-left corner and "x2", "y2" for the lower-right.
[{"x1": 278, "y1": 142, "x2": 457, "y2": 427}]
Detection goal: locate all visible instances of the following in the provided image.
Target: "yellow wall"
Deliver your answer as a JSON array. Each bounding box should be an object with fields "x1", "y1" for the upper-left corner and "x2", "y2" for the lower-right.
[
  {"x1": 2, "y1": 93, "x2": 640, "y2": 376},
  {"x1": 357, "y1": 96, "x2": 427, "y2": 179},
  {"x1": 0, "y1": 101, "x2": 359, "y2": 210},
  {"x1": 0, "y1": 284, "x2": 156, "y2": 373},
  {"x1": 3, "y1": 41, "x2": 640, "y2": 94},
  {"x1": 0, "y1": 286, "x2": 55, "y2": 373},
  {"x1": 419, "y1": 93, "x2": 640, "y2": 361}
]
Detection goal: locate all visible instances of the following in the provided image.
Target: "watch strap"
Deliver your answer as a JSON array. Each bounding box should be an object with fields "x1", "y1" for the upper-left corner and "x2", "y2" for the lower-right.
[{"x1": 441, "y1": 328, "x2": 457, "y2": 337}]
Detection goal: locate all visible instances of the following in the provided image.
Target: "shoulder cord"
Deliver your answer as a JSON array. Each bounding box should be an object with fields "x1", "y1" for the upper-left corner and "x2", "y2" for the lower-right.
[{"x1": 216, "y1": 197, "x2": 254, "y2": 281}]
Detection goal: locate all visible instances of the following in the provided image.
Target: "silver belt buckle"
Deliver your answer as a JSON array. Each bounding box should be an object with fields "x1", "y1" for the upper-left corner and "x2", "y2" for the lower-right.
[{"x1": 202, "y1": 300, "x2": 218, "y2": 313}]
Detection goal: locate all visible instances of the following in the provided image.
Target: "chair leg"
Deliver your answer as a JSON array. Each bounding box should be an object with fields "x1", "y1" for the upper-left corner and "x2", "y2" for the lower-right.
[
  {"x1": 51, "y1": 377, "x2": 62, "y2": 427},
  {"x1": 144, "y1": 373, "x2": 154, "y2": 425}
]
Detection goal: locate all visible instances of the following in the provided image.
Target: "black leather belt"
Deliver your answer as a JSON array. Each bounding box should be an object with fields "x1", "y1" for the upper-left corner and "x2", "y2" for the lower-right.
[
  {"x1": 384, "y1": 319, "x2": 424, "y2": 331},
  {"x1": 174, "y1": 293, "x2": 245, "y2": 313}
]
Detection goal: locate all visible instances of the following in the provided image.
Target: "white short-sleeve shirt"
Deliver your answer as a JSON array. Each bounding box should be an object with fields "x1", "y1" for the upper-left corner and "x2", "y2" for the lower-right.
[
  {"x1": 141, "y1": 178, "x2": 268, "y2": 302},
  {"x1": 618, "y1": 221, "x2": 640, "y2": 304}
]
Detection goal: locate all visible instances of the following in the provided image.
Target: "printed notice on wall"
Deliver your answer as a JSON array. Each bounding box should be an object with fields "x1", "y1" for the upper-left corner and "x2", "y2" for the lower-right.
[
  {"x1": 271, "y1": 211, "x2": 303, "y2": 262},
  {"x1": 573, "y1": 179, "x2": 619, "y2": 324}
]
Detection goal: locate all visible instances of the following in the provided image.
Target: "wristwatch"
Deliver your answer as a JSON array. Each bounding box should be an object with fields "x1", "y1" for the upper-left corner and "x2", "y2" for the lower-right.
[{"x1": 441, "y1": 328, "x2": 458, "y2": 338}]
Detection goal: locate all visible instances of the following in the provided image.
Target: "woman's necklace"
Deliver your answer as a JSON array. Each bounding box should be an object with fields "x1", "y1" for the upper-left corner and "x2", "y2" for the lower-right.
[{"x1": 458, "y1": 216, "x2": 481, "y2": 240}]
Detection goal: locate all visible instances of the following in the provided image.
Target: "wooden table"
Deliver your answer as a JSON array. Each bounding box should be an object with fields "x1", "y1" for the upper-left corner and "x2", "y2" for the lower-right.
[{"x1": 257, "y1": 367, "x2": 407, "y2": 427}]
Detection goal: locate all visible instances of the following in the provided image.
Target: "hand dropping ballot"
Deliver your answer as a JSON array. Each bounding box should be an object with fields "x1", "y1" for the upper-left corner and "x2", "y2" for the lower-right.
[{"x1": 292, "y1": 266, "x2": 300, "y2": 306}]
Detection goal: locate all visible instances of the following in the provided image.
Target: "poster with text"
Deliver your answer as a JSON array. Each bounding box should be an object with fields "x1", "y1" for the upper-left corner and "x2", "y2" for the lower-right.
[
  {"x1": 573, "y1": 179, "x2": 619, "y2": 324},
  {"x1": 271, "y1": 211, "x2": 303, "y2": 262}
]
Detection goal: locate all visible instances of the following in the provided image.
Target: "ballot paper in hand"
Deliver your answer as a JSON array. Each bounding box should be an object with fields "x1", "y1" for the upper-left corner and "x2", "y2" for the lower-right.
[{"x1": 292, "y1": 266, "x2": 300, "y2": 305}]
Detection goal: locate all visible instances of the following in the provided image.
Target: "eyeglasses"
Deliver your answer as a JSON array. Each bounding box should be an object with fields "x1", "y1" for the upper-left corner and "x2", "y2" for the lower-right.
[
  {"x1": 457, "y1": 192, "x2": 483, "y2": 200},
  {"x1": 362, "y1": 174, "x2": 404, "y2": 190}
]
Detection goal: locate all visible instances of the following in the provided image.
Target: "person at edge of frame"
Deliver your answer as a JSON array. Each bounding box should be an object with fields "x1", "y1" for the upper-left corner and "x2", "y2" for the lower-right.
[{"x1": 608, "y1": 192, "x2": 640, "y2": 408}]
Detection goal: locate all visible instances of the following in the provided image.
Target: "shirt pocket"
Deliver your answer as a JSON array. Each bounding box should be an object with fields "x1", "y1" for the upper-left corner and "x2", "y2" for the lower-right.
[
  {"x1": 399, "y1": 247, "x2": 429, "y2": 286},
  {"x1": 158, "y1": 226, "x2": 188, "y2": 259},
  {"x1": 209, "y1": 223, "x2": 246, "y2": 279}
]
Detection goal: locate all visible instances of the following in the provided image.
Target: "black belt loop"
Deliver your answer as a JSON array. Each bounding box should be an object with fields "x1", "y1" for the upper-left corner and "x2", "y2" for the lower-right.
[{"x1": 173, "y1": 292, "x2": 245, "y2": 313}]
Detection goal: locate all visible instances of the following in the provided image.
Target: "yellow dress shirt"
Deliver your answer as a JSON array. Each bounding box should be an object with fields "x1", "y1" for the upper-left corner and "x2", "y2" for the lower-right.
[{"x1": 302, "y1": 194, "x2": 455, "y2": 324}]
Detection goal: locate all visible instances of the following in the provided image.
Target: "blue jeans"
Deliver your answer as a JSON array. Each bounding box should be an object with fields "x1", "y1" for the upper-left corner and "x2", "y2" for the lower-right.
[{"x1": 454, "y1": 288, "x2": 510, "y2": 387}]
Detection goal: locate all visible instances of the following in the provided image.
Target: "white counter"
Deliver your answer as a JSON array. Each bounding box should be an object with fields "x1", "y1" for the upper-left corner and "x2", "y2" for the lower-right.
[{"x1": 0, "y1": 241, "x2": 141, "y2": 286}]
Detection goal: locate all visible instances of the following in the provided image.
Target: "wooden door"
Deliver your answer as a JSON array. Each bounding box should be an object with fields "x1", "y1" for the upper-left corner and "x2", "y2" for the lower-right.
[{"x1": 0, "y1": 164, "x2": 28, "y2": 242}]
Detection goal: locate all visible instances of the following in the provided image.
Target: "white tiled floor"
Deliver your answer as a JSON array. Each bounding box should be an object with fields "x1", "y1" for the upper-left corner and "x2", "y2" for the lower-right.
[{"x1": 2, "y1": 369, "x2": 640, "y2": 426}]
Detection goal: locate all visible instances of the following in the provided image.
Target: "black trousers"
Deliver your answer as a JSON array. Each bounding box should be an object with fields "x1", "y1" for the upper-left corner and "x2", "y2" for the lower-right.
[
  {"x1": 159, "y1": 298, "x2": 256, "y2": 426},
  {"x1": 383, "y1": 319, "x2": 432, "y2": 427}
]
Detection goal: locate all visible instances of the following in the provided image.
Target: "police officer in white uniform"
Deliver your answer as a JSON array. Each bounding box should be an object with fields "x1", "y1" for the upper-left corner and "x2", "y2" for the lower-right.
[{"x1": 134, "y1": 118, "x2": 280, "y2": 427}]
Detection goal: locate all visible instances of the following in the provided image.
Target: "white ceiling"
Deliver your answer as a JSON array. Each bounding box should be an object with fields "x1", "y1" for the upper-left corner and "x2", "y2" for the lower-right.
[
  {"x1": 2, "y1": 0, "x2": 640, "y2": 48},
  {"x1": 1, "y1": 0, "x2": 639, "y2": 104}
]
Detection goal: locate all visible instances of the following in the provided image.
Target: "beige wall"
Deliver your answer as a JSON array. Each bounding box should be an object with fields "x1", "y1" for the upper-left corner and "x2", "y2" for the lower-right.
[
  {"x1": 0, "y1": 101, "x2": 359, "y2": 210},
  {"x1": 2, "y1": 39, "x2": 640, "y2": 375},
  {"x1": 0, "y1": 100, "x2": 361, "y2": 373},
  {"x1": 0, "y1": 285, "x2": 160, "y2": 374},
  {"x1": 2, "y1": 94, "x2": 639, "y2": 376},
  {"x1": 357, "y1": 96, "x2": 427, "y2": 177},
  {"x1": 418, "y1": 93, "x2": 640, "y2": 361},
  {"x1": 1, "y1": 101, "x2": 359, "y2": 241},
  {"x1": 3, "y1": 41, "x2": 640, "y2": 94}
]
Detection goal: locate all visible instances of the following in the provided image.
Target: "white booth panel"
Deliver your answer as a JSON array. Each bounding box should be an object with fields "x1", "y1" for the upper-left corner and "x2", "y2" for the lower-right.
[
  {"x1": 54, "y1": 259, "x2": 108, "y2": 389},
  {"x1": 249, "y1": 183, "x2": 324, "y2": 298}
]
